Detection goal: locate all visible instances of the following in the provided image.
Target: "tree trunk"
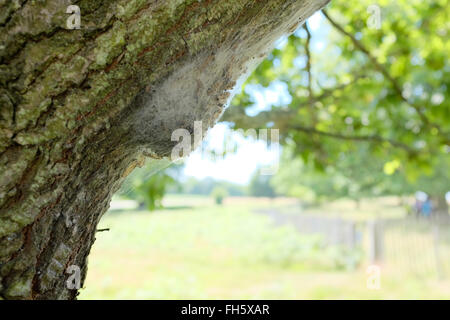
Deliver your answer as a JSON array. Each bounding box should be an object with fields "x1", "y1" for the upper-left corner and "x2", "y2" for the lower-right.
[
  {"x1": 431, "y1": 194, "x2": 449, "y2": 216},
  {"x1": 0, "y1": 0, "x2": 328, "y2": 299}
]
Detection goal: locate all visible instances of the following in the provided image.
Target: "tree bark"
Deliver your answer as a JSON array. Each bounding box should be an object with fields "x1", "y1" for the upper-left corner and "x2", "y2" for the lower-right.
[{"x1": 0, "y1": 0, "x2": 328, "y2": 299}]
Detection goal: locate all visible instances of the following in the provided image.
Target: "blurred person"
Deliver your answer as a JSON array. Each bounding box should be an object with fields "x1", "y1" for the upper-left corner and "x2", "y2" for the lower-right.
[
  {"x1": 421, "y1": 196, "x2": 432, "y2": 218},
  {"x1": 414, "y1": 191, "x2": 427, "y2": 216}
]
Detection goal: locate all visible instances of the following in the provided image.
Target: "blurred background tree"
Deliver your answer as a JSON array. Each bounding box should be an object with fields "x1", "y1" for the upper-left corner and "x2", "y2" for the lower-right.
[
  {"x1": 248, "y1": 169, "x2": 277, "y2": 198},
  {"x1": 223, "y1": 0, "x2": 449, "y2": 212},
  {"x1": 211, "y1": 186, "x2": 228, "y2": 205},
  {"x1": 119, "y1": 161, "x2": 182, "y2": 211}
]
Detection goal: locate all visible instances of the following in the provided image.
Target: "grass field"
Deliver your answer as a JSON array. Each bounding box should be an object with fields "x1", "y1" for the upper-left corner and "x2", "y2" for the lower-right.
[{"x1": 79, "y1": 195, "x2": 450, "y2": 299}]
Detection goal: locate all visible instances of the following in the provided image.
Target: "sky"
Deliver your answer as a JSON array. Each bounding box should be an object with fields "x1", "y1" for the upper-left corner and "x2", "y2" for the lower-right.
[{"x1": 182, "y1": 12, "x2": 325, "y2": 185}]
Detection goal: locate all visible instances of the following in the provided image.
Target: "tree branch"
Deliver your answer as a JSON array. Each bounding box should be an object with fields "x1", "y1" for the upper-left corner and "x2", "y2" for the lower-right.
[
  {"x1": 222, "y1": 108, "x2": 417, "y2": 154},
  {"x1": 304, "y1": 23, "x2": 313, "y2": 99},
  {"x1": 223, "y1": 74, "x2": 367, "y2": 124},
  {"x1": 322, "y1": 9, "x2": 445, "y2": 135},
  {"x1": 291, "y1": 125, "x2": 417, "y2": 153},
  {"x1": 303, "y1": 22, "x2": 318, "y2": 125}
]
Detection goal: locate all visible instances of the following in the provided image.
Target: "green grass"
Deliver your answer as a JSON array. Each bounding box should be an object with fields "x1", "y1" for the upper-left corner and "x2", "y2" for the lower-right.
[{"x1": 79, "y1": 196, "x2": 450, "y2": 299}]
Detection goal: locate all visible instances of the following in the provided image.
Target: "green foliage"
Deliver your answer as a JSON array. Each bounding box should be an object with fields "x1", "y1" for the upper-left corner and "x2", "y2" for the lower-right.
[
  {"x1": 250, "y1": 227, "x2": 363, "y2": 270},
  {"x1": 225, "y1": 0, "x2": 449, "y2": 195},
  {"x1": 327, "y1": 246, "x2": 365, "y2": 271},
  {"x1": 211, "y1": 186, "x2": 228, "y2": 205},
  {"x1": 248, "y1": 170, "x2": 277, "y2": 198},
  {"x1": 119, "y1": 160, "x2": 181, "y2": 211},
  {"x1": 183, "y1": 177, "x2": 245, "y2": 196},
  {"x1": 273, "y1": 143, "x2": 449, "y2": 203},
  {"x1": 133, "y1": 172, "x2": 175, "y2": 211}
]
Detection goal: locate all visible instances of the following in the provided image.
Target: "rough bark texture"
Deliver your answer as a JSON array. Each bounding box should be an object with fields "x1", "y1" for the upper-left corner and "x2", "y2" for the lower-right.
[{"x1": 0, "y1": 0, "x2": 328, "y2": 299}]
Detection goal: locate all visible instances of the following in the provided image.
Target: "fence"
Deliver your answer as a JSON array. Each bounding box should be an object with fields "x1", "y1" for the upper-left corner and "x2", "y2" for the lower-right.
[
  {"x1": 259, "y1": 209, "x2": 450, "y2": 279},
  {"x1": 259, "y1": 209, "x2": 362, "y2": 247},
  {"x1": 381, "y1": 216, "x2": 450, "y2": 279}
]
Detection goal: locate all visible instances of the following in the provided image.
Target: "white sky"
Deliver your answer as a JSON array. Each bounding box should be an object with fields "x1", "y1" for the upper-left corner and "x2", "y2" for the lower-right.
[
  {"x1": 183, "y1": 123, "x2": 280, "y2": 185},
  {"x1": 182, "y1": 12, "x2": 324, "y2": 185}
]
